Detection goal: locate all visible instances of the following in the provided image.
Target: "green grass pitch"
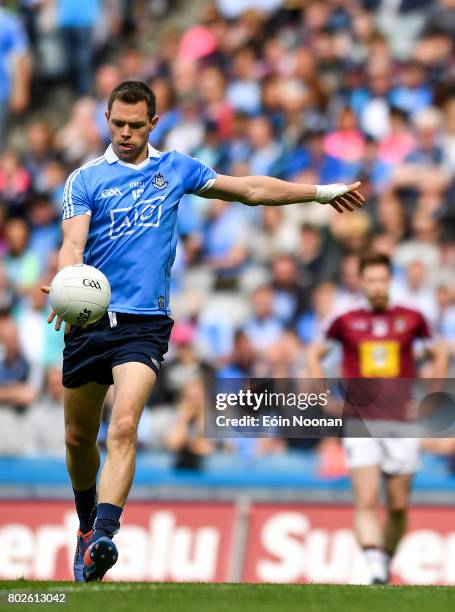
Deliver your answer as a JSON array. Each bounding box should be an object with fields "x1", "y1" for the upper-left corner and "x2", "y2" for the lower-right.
[{"x1": 1, "y1": 581, "x2": 454, "y2": 612}]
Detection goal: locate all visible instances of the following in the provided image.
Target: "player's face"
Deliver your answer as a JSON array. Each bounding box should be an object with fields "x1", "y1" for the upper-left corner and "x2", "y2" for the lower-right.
[
  {"x1": 361, "y1": 264, "x2": 391, "y2": 310},
  {"x1": 106, "y1": 100, "x2": 158, "y2": 164}
]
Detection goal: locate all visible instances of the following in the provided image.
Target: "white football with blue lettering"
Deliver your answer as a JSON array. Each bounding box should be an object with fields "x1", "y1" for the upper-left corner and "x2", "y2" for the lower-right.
[{"x1": 50, "y1": 264, "x2": 111, "y2": 326}]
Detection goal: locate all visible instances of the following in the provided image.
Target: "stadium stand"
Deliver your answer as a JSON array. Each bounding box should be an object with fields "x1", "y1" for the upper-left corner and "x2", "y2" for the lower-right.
[{"x1": 0, "y1": 0, "x2": 454, "y2": 498}]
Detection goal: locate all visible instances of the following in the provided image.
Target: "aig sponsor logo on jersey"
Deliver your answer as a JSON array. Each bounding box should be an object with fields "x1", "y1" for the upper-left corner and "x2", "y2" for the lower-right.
[
  {"x1": 101, "y1": 187, "x2": 122, "y2": 198},
  {"x1": 109, "y1": 195, "x2": 165, "y2": 240}
]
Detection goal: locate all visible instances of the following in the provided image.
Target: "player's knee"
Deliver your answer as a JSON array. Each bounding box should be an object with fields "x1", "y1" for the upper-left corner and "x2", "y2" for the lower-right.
[
  {"x1": 107, "y1": 415, "x2": 138, "y2": 449},
  {"x1": 65, "y1": 428, "x2": 96, "y2": 453},
  {"x1": 356, "y1": 494, "x2": 380, "y2": 512}
]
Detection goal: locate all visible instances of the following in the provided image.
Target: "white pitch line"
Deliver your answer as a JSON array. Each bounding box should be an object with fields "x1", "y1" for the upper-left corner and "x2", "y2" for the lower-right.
[
  {"x1": 45, "y1": 584, "x2": 161, "y2": 593},
  {"x1": 0, "y1": 583, "x2": 159, "y2": 595}
]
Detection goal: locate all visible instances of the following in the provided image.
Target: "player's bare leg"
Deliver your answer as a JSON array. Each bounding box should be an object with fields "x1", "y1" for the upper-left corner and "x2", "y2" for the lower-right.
[
  {"x1": 384, "y1": 472, "x2": 413, "y2": 558},
  {"x1": 63, "y1": 381, "x2": 109, "y2": 581},
  {"x1": 82, "y1": 361, "x2": 157, "y2": 581},
  {"x1": 64, "y1": 382, "x2": 108, "y2": 491},
  {"x1": 98, "y1": 361, "x2": 157, "y2": 507},
  {"x1": 350, "y1": 464, "x2": 389, "y2": 583},
  {"x1": 350, "y1": 465, "x2": 382, "y2": 546}
]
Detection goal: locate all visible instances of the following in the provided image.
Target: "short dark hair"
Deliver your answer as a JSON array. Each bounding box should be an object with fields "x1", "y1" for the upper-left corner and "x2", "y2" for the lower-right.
[
  {"x1": 108, "y1": 81, "x2": 156, "y2": 119},
  {"x1": 360, "y1": 252, "x2": 392, "y2": 274}
]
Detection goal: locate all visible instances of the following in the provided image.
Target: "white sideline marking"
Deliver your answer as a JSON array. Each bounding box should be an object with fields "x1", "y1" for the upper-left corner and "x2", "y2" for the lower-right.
[
  {"x1": 46, "y1": 584, "x2": 160, "y2": 592},
  {"x1": 0, "y1": 585, "x2": 158, "y2": 593}
]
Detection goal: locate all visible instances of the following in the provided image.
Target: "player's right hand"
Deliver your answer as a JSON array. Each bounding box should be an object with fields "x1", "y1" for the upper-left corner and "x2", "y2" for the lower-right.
[{"x1": 40, "y1": 285, "x2": 71, "y2": 335}]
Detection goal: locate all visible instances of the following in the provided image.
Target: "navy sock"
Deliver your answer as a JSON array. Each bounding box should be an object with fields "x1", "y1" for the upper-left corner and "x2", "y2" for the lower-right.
[
  {"x1": 73, "y1": 484, "x2": 97, "y2": 534},
  {"x1": 93, "y1": 503, "x2": 123, "y2": 540}
]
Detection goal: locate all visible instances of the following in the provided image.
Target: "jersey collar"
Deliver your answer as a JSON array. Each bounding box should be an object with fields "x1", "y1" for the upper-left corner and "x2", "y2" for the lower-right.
[
  {"x1": 104, "y1": 143, "x2": 161, "y2": 169},
  {"x1": 364, "y1": 298, "x2": 397, "y2": 312}
]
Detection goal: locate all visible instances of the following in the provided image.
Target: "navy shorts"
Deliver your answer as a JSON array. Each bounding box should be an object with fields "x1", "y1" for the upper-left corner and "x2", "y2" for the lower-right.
[{"x1": 62, "y1": 312, "x2": 174, "y2": 388}]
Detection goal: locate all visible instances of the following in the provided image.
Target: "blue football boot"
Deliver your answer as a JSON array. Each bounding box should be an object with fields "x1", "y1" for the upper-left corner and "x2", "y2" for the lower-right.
[
  {"x1": 73, "y1": 529, "x2": 94, "y2": 582},
  {"x1": 83, "y1": 536, "x2": 118, "y2": 581}
]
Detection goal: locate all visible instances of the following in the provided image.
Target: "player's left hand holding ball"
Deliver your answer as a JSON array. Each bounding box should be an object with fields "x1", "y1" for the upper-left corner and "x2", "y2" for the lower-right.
[{"x1": 41, "y1": 264, "x2": 111, "y2": 335}]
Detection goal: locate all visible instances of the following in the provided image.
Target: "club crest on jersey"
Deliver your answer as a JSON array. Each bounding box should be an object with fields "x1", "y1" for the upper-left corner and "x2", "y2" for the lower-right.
[
  {"x1": 152, "y1": 172, "x2": 167, "y2": 190},
  {"x1": 394, "y1": 317, "x2": 407, "y2": 333}
]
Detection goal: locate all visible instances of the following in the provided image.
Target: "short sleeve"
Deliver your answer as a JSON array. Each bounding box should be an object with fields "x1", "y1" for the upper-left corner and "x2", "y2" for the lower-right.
[
  {"x1": 325, "y1": 315, "x2": 342, "y2": 341},
  {"x1": 7, "y1": 17, "x2": 29, "y2": 55},
  {"x1": 171, "y1": 152, "x2": 217, "y2": 195},
  {"x1": 416, "y1": 312, "x2": 432, "y2": 340},
  {"x1": 62, "y1": 169, "x2": 92, "y2": 220}
]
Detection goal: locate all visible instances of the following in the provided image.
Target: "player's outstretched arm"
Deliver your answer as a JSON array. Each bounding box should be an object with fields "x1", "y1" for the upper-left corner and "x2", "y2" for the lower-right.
[
  {"x1": 41, "y1": 215, "x2": 91, "y2": 334},
  {"x1": 202, "y1": 174, "x2": 365, "y2": 213}
]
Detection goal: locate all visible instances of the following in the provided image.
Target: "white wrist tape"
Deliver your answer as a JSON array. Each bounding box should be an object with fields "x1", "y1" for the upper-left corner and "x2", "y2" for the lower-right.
[{"x1": 315, "y1": 183, "x2": 348, "y2": 204}]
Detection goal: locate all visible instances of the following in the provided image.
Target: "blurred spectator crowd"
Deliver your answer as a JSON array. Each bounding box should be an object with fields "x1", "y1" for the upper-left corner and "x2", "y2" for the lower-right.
[{"x1": 0, "y1": 0, "x2": 454, "y2": 474}]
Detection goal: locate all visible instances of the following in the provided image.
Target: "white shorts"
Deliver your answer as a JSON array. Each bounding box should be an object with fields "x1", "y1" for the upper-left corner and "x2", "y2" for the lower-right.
[{"x1": 342, "y1": 437, "x2": 420, "y2": 474}]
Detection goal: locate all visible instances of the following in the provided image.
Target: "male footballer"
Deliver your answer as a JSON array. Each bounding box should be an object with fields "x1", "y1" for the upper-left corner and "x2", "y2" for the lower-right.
[
  {"x1": 42, "y1": 81, "x2": 364, "y2": 581},
  {"x1": 307, "y1": 253, "x2": 447, "y2": 584}
]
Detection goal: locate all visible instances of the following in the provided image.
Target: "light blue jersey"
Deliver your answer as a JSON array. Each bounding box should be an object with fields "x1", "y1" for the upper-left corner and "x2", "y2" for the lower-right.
[{"x1": 62, "y1": 144, "x2": 217, "y2": 315}]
